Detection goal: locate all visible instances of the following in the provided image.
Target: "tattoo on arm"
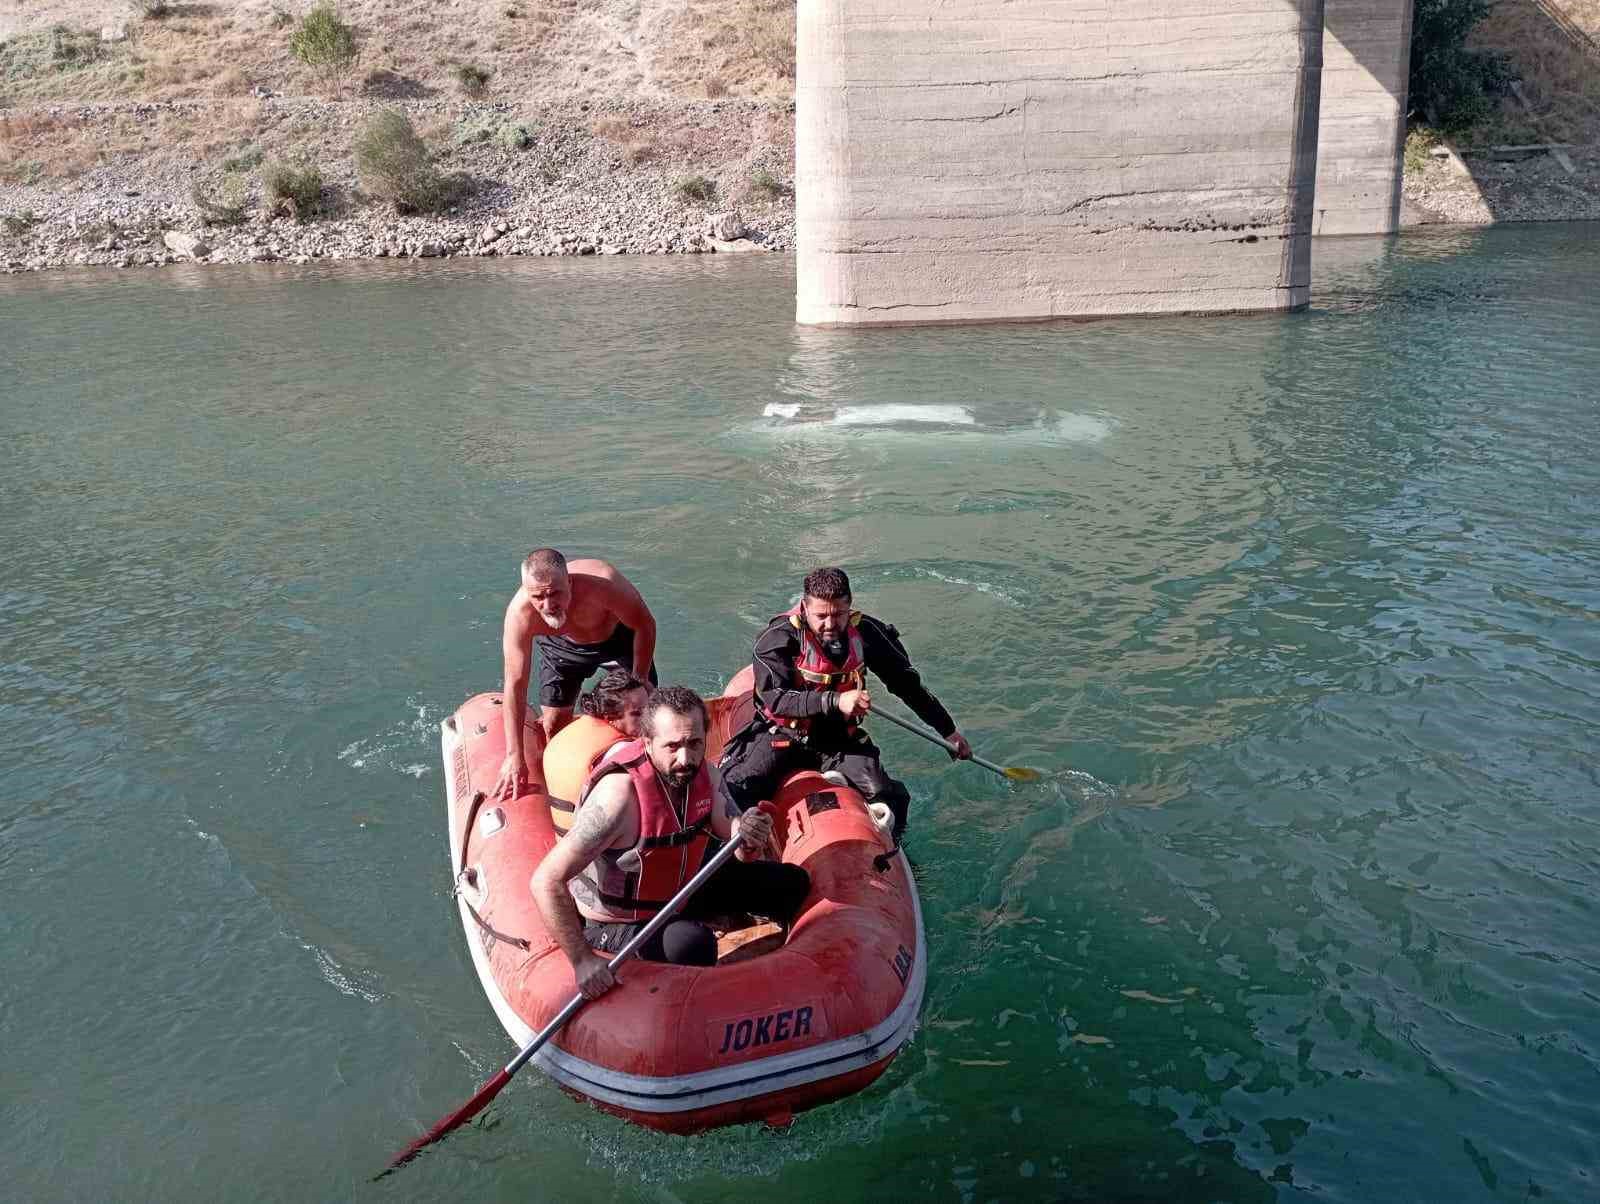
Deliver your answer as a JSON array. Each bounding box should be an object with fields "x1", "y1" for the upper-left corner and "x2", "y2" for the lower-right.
[{"x1": 567, "y1": 796, "x2": 619, "y2": 853}]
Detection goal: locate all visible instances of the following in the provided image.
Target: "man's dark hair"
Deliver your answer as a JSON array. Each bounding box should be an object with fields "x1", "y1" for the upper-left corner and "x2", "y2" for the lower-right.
[
  {"x1": 522, "y1": 548, "x2": 567, "y2": 579},
  {"x1": 803, "y1": 566, "x2": 852, "y2": 602},
  {"x1": 579, "y1": 669, "x2": 648, "y2": 721},
  {"x1": 642, "y1": 685, "x2": 708, "y2": 736}
]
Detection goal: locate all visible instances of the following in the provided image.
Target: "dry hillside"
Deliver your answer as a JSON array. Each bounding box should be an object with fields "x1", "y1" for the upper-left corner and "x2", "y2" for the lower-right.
[
  {"x1": 1, "y1": 0, "x2": 796, "y2": 178},
  {"x1": 0, "y1": 0, "x2": 794, "y2": 103},
  {"x1": 1, "y1": 1, "x2": 1597, "y2": 270}
]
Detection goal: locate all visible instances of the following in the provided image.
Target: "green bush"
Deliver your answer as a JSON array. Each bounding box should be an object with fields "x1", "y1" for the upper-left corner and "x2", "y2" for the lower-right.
[
  {"x1": 261, "y1": 157, "x2": 324, "y2": 222},
  {"x1": 134, "y1": 0, "x2": 173, "y2": 18},
  {"x1": 354, "y1": 107, "x2": 454, "y2": 213},
  {"x1": 498, "y1": 122, "x2": 533, "y2": 152},
  {"x1": 676, "y1": 174, "x2": 717, "y2": 204},
  {"x1": 454, "y1": 112, "x2": 532, "y2": 151},
  {"x1": 192, "y1": 172, "x2": 250, "y2": 226},
  {"x1": 454, "y1": 62, "x2": 491, "y2": 97},
  {"x1": 747, "y1": 166, "x2": 790, "y2": 201},
  {"x1": 1403, "y1": 126, "x2": 1439, "y2": 175},
  {"x1": 1409, "y1": 0, "x2": 1518, "y2": 133},
  {"x1": 2, "y1": 210, "x2": 40, "y2": 237},
  {"x1": 289, "y1": 3, "x2": 359, "y2": 96},
  {"x1": 220, "y1": 144, "x2": 265, "y2": 173}
]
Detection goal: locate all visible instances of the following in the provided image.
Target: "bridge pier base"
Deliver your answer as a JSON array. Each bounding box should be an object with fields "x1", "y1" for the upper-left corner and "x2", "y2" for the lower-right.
[{"x1": 797, "y1": 0, "x2": 1410, "y2": 326}]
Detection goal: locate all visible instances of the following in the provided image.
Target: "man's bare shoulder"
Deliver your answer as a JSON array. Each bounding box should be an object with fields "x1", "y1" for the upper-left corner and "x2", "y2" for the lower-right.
[
  {"x1": 574, "y1": 771, "x2": 639, "y2": 849},
  {"x1": 567, "y1": 560, "x2": 643, "y2": 611},
  {"x1": 502, "y1": 588, "x2": 546, "y2": 639},
  {"x1": 565, "y1": 557, "x2": 619, "y2": 580}
]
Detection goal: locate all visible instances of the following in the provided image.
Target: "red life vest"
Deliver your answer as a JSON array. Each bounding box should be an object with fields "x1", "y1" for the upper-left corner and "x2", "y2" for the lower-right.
[
  {"x1": 569, "y1": 739, "x2": 714, "y2": 923},
  {"x1": 758, "y1": 605, "x2": 867, "y2": 736}
]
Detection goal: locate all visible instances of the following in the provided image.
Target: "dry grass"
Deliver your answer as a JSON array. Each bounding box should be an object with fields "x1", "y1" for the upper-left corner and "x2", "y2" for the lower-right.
[
  {"x1": 591, "y1": 113, "x2": 660, "y2": 163},
  {"x1": 0, "y1": 98, "x2": 269, "y2": 181},
  {"x1": 1468, "y1": 0, "x2": 1600, "y2": 144},
  {"x1": 1, "y1": 110, "x2": 143, "y2": 179},
  {"x1": 644, "y1": 0, "x2": 794, "y2": 99},
  {"x1": 2, "y1": 0, "x2": 797, "y2": 104}
]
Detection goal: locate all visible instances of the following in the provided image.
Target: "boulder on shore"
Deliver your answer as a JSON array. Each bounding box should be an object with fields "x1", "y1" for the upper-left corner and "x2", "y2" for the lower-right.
[
  {"x1": 162, "y1": 231, "x2": 211, "y2": 260},
  {"x1": 705, "y1": 211, "x2": 746, "y2": 241}
]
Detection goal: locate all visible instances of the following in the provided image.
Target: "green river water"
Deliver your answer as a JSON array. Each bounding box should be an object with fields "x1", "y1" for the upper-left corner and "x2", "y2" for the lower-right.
[{"x1": 2, "y1": 224, "x2": 1598, "y2": 1202}]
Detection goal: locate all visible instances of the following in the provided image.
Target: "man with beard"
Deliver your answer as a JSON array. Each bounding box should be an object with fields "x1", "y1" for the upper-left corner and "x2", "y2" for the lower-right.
[
  {"x1": 494, "y1": 548, "x2": 658, "y2": 799},
  {"x1": 531, "y1": 686, "x2": 811, "y2": 996},
  {"x1": 720, "y1": 567, "x2": 972, "y2": 839}
]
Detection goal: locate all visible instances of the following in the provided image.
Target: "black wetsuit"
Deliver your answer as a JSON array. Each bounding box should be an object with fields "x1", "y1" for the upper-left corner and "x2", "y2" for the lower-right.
[
  {"x1": 719, "y1": 613, "x2": 956, "y2": 836},
  {"x1": 534, "y1": 621, "x2": 658, "y2": 709}
]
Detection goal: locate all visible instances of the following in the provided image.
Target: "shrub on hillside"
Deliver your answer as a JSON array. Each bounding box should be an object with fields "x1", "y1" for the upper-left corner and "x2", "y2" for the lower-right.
[
  {"x1": 1402, "y1": 127, "x2": 1439, "y2": 175},
  {"x1": 747, "y1": 167, "x2": 790, "y2": 201},
  {"x1": 354, "y1": 107, "x2": 454, "y2": 213},
  {"x1": 1409, "y1": 0, "x2": 1517, "y2": 132},
  {"x1": 289, "y1": 3, "x2": 359, "y2": 97},
  {"x1": 2, "y1": 210, "x2": 40, "y2": 237},
  {"x1": 676, "y1": 174, "x2": 717, "y2": 204},
  {"x1": 191, "y1": 172, "x2": 250, "y2": 226},
  {"x1": 453, "y1": 112, "x2": 531, "y2": 151},
  {"x1": 221, "y1": 144, "x2": 265, "y2": 173},
  {"x1": 455, "y1": 63, "x2": 492, "y2": 97},
  {"x1": 261, "y1": 157, "x2": 324, "y2": 222},
  {"x1": 134, "y1": 0, "x2": 174, "y2": 18}
]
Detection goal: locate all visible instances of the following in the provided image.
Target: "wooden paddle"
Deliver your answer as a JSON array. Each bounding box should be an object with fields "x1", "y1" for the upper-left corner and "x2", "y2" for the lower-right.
[{"x1": 872, "y1": 707, "x2": 1042, "y2": 782}]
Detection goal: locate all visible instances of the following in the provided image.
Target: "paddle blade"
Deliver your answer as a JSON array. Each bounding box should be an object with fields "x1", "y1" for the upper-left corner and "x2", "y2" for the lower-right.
[
  {"x1": 1003, "y1": 766, "x2": 1043, "y2": 782},
  {"x1": 382, "y1": 1065, "x2": 512, "y2": 1175}
]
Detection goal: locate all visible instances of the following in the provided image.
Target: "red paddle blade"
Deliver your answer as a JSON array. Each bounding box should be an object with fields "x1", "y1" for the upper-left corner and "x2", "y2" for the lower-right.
[{"x1": 381, "y1": 1065, "x2": 512, "y2": 1175}]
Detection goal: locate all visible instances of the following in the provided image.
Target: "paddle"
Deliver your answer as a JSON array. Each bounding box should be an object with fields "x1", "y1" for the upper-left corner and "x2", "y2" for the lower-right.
[
  {"x1": 871, "y1": 707, "x2": 1042, "y2": 782},
  {"x1": 381, "y1": 834, "x2": 746, "y2": 1175}
]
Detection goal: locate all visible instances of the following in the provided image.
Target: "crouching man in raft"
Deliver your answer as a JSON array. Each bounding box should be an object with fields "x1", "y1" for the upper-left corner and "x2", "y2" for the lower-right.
[
  {"x1": 720, "y1": 566, "x2": 972, "y2": 840},
  {"x1": 531, "y1": 686, "x2": 811, "y2": 999},
  {"x1": 494, "y1": 548, "x2": 658, "y2": 799}
]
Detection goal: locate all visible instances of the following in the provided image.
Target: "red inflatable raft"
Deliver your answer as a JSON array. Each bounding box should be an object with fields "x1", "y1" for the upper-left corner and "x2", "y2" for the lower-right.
[{"x1": 439, "y1": 673, "x2": 926, "y2": 1133}]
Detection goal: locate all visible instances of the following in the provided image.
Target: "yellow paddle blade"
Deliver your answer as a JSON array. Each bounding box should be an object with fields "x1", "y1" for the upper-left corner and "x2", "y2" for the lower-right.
[{"x1": 1003, "y1": 766, "x2": 1043, "y2": 782}]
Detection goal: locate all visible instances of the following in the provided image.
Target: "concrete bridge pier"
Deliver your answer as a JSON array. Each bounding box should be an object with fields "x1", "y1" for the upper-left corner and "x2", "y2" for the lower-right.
[
  {"x1": 1317, "y1": 0, "x2": 1414, "y2": 236},
  {"x1": 796, "y1": 0, "x2": 1412, "y2": 327}
]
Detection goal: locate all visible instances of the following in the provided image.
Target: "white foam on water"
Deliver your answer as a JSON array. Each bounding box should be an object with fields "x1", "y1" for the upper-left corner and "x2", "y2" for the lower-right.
[
  {"x1": 912, "y1": 567, "x2": 1023, "y2": 606},
  {"x1": 831, "y1": 403, "x2": 977, "y2": 427},
  {"x1": 338, "y1": 695, "x2": 444, "y2": 776},
  {"x1": 762, "y1": 402, "x2": 802, "y2": 418},
  {"x1": 304, "y1": 943, "x2": 385, "y2": 1003},
  {"x1": 1041, "y1": 412, "x2": 1115, "y2": 444}
]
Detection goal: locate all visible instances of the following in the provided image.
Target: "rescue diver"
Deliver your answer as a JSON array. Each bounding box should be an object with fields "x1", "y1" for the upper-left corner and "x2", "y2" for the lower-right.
[
  {"x1": 531, "y1": 686, "x2": 811, "y2": 997},
  {"x1": 719, "y1": 567, "x2": 972, "y2": 839},
  {"x1": 494, "y1": 548, "x2": 658, "y2": 799}
]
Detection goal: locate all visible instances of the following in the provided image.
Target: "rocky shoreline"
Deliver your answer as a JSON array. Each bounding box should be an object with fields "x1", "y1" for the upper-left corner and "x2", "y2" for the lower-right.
[
  {"x1": 1, "y1": 96, "x2": 797, "y2": 273},
  {"x1": 5, "y1": 96, "x2": 1599, "y2": 276}
]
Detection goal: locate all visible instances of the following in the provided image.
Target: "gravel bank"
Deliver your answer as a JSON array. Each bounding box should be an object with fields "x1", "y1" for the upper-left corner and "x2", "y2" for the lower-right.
[
  {"x1": 7, "y1": 95, "x2": 1599, "y2": 275},
  {"x1": 1, "y1": 96, "x2": 796, "y2": 272}
]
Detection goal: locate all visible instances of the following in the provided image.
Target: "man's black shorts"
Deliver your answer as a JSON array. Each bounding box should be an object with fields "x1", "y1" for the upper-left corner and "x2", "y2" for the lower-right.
[{"x1": 534, "y1": 622, "x2": 658, "y2": 709}]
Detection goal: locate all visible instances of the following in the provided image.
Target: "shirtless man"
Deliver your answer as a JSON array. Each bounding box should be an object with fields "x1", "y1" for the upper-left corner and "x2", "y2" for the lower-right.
[{"x1": 494, "y1": 549, "x2": 657, "y2": 799}]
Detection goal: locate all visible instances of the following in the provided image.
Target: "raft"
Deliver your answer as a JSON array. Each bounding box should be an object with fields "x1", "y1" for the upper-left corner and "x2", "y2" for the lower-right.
[{"x1": 439, "y1": 671, "x2": 926, "y2": 1133}]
